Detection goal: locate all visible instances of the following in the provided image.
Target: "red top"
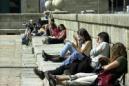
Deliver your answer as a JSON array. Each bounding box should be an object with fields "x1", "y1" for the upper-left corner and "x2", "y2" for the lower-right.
[
  {"x1": 57, "y1": 30, "x2": 66, "y2": 40},
  {"x1": 50, "y1": 27, "x2": 60, "y2": 37}
]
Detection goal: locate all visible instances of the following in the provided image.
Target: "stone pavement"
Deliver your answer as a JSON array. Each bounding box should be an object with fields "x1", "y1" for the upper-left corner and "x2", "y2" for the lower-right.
[
  {"x1": 0, "y1": 35, "x2": 42, "y2": 86},
  {"x1": 0, "y1": 35, "x2": 64, "y2": 86}
]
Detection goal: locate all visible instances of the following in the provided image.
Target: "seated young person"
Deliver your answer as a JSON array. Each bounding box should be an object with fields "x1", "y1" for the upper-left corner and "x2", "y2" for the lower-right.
[
  {"x1": 69, "y1": 32, "x2": 110, "y2": 74},
  {"x1": 42, "y1": 28, "x2": 92, "y2": 62},
  {"x1": 35, "y1": 32, "x2": 110, "y2": 79},
  {"x1": 49, "y1": 42, "x2": 127, "y2": 86},
  {"x1": 45, "y1": 24, "x2": 66, "y2": 44}
]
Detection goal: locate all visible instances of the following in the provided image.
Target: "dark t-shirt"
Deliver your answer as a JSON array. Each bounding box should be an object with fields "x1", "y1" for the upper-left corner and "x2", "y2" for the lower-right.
[{"x1": 112, "y1": 56, "x2": 127, "y2": 78}]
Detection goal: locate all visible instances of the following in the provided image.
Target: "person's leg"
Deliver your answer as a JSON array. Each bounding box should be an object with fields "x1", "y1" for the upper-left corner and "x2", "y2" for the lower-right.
[
  {"x1": 34, "y1": 65, "x2": 67, "y2": 80},
  {"x1": 33, "y1": 67, "x2": 45, "y2": 80},
  {"x1": 60, "y1": 42, "x2": 76, "y2": 57},
  {"x1": 62, "y1": 51, "x2": 84, "y2": 65},
  {"x1": 66, "y1": 73, "x2": 98, "y2": 86},
  {"x1": 47, "y1": 38, "x2": 64, "y2": 44},
  {"x1": 48, "y1": 65, "x2": 69, "y2": 75},
  {"x1": 77, "y1": 57, "x2": 93, "y2": 73}
]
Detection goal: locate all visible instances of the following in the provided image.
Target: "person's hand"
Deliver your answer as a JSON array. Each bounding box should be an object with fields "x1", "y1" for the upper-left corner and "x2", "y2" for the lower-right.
[{"x1": 99, "y1": 57, "x2": 109, "y2": 66}]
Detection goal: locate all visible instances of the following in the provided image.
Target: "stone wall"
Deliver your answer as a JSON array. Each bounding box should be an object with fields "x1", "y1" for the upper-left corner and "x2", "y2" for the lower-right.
[
  {"x1": 0, "y1": 13, "x2": 43, "y2": 34},
  {"x1": 21, "y1": 0, "x2": 40, "y2": 13},
  {"x1": 47, "y1": 0, "x2": 109, "y2": 13},
  {"x1": 53, "y1": 14, "x2": 129, "y2": 86}
]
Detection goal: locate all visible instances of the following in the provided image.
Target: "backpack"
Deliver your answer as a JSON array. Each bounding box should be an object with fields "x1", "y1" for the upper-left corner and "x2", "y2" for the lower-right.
[{"x1": 22, "y1": 35, "x2": 30, "y2": 45}]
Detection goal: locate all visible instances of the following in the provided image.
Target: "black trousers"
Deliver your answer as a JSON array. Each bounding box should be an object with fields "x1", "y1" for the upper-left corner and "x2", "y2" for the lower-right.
[
  {"x1": 47, "y1": 38, "x2": 64, "y2": 44},
  {"x1": 48, "y1": 65, "x2": 70, "y2": 75},
  {"x1": 47, "y1": 57, "x2": 93, "y2": 75}
]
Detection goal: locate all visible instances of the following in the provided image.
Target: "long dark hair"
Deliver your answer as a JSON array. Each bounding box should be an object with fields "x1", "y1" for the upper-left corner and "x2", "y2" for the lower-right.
[
  {"x1": 77, "y1": 28, "x2": 91, "y2": 43},
  {"x1": 98, "y1": 32, "x2": 109, "y2": 43},
  {"x1": 59, "y1": 24, "x2": 66, "y2": 30},
  {"x1": 110, "y1": 42, "x2": 127, "y2": 62}
]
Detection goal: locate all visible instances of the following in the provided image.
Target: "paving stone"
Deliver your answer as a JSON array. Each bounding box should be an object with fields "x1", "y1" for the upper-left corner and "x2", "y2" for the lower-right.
[
  {"x1": 34, "y1": 44, "x2": 64, "y2": 56},
  {"x1": 0, "y1": 35, "x2": 65, "y2": 86},
  {"x1": 36, "y1": 54, "x2": 62, "y2": 72},
  {"x1": 32, "y1": 36, "x2": 46, "y2": 47},
  {"x1": 0, "y1": 35, "x2": 22, "y2": 67}
]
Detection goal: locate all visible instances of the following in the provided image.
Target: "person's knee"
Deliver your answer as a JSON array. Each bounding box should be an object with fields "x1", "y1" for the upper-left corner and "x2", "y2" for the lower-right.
[
  {"x1": 60, "y1": 42, "x2": 72, "y2": 57},
  {"x1": 71, "y1": 51, "x2": 83, "y2": 60},
  {"x1": 66, "y1": 42, "x2": 73, "y2": 47}
]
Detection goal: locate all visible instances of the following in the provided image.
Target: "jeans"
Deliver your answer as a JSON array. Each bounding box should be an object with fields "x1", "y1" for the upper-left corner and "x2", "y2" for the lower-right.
[
  {"x1": 60, "y1": 42, "x2": 84, "y2": 66},
  {"x1": 60, "y1": 42, "x2": 76, "y2": 57}
]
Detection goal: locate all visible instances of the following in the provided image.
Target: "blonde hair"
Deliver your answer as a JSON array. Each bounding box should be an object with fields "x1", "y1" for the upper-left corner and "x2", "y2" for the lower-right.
[{"x1": 110, "y1": 43, "x2": 127, "y2": 62}]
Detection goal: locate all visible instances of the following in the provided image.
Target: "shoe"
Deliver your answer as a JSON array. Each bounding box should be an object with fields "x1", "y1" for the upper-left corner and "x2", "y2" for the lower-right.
[
  {"x1": 33, "y1": 67, "x2": 45, "y2": 80},
  {"x1": 45, "y1": 72, "x2": 56, "y2": 86},
  {"x1": 42, "y1": 50, "x2": 49, "y2": 61}
]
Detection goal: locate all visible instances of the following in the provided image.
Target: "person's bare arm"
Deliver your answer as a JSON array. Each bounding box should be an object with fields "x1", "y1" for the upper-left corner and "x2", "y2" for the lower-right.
[
  {"x1": 57, "y1": 30, "x2": 65, "y2": 39},
  {"x1": 103, "y1": 60, "x2": 119, "y2": 71},
  {"x1": 72, "y1": 34, "x2": 79, "y2": 48},
  {"x1": 77, "y1": 41, "x2": 91, "y2": 53}
]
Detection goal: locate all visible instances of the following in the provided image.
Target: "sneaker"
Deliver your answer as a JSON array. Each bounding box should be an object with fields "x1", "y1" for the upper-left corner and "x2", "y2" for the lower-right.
[{"x1": 33, "y1": 67, "x2": 45, "y2": 80}]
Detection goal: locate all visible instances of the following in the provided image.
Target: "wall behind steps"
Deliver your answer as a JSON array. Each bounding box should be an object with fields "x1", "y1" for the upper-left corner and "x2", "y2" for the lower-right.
[
  {"x1": 0, "y1": 13, "x2": 43, "y2": 34},
  {"x1": 53, "y1": 14, "x2": 129, "y2": 86}
]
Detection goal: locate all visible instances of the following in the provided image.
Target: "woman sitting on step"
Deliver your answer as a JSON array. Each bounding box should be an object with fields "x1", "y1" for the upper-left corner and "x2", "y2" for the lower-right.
[
  {"x1": 46, "y1": 42, "x2": 127, "y2": 86},
  {"x1": 34, "y1": 31, "x2": 110, "y2": 80},
  {"x1": 42, "y1": 28, "x2": 92, "y2": 62},
  {"x1": 44, "y1": 24, "x2": 66, "y2": 44}
]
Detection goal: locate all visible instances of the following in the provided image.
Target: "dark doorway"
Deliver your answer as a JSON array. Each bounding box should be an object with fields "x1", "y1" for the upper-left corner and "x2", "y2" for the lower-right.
[
  {"x1": 0, "y1": 0, "x2": 21, "y2": 13},
  {"x1": 109, "y1": 0, "x2": 129, "y2": 13},
  {"x1": 9, "y1": 0, "x2": 21, "y2": 13}
]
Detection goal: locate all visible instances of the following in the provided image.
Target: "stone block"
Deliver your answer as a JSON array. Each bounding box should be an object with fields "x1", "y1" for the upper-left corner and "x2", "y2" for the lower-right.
[
  {"x1": 36, "y1": 54, "x2": 62, "y2": 72},
  {"x1": 110, "y1": 27, "x2": 128, "y2": 47},
  {"x1": 126, "y1": 50, "x2": 129, "y2": 86},
  {"x1": 127, "y1": 30, "x2": 129, "y2": 49},
  {"x1": 79, "y1": 23, "x2": 93, "y2": 36},
  {"x1": 52, "y1": 0, "x2": 108, "y2": 13},
  {"x1": 53, "y1": 14, "x2": 77, "y2": 21},
  {"x1": 21, "y1": 0, "x2": 40, "y2": 13},
  {"x1": 78, "y1": 14, "x2": 129, "y2": 28}
]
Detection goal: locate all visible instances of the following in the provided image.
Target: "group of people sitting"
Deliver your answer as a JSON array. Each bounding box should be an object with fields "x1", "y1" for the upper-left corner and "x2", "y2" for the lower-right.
[
  {"x1": 33, "y1": 20, "x2": 127, "y2": 86},
  {"x1": 22, "y1": 17, "x2": 66, "y2": 45}
]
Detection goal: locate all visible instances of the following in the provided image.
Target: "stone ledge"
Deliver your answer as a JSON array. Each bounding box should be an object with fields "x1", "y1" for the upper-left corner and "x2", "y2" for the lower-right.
[
  {"x1": 53, "y1": 14, "x2": 77, "y2": 21},
  {"x1": 0, "y1": 29, "x2": 25, "y2": 34},
  {"x1": 77, "y1": 14, "x2": 129, "y2": 28}
]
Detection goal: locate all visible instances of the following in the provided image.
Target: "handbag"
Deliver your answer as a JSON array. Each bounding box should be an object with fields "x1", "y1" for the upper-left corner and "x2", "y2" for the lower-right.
[{"x1": 97, "y1": 71, "x2": 113, "y2": 86}]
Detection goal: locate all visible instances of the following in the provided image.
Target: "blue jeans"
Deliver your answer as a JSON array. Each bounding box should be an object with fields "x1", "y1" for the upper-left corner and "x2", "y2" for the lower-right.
[
  {"x1": 63, "y1": 51, "x2": 84, "y2": 65},
  {"x1": 60, "y1": 42, "x2": 84, "y2": 65},
  {"x1": 60, "y1": 42, "x2": 76, "y2": 57}
]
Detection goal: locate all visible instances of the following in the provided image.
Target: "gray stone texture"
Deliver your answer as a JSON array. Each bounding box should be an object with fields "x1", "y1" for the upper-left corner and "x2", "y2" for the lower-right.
[
  {"x1": 51, "y1": 0, "x2": 108, "y2": 13},
  {"x1": 0, "y1": 14, "x2": 43, "y2": 34},
  {"x1": 21, "y1": 0, "x2": 40, "y2": 13},
  {"x1": 0, "y1": 35, "x2": 42, "y2": 86},
  {"x1": 53, "y1": 14, "x2": 129, "y2": 85}
]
